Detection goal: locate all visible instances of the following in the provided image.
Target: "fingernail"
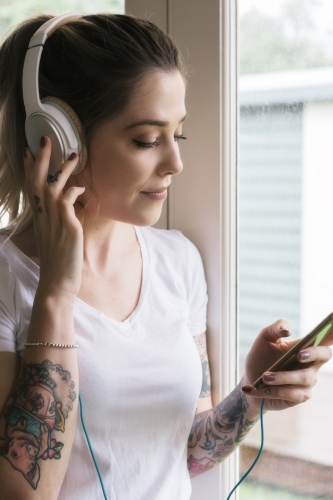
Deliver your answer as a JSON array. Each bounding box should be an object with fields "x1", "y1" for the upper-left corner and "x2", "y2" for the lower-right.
[
  {"x1": 40, "y1": 136, "x2": 46, "y2": 148},
  {"x1": 263, "y1": 373, "x2": 276, "y2": 382},
  {"x1": 279, "y1": 325, "x2": 289, "y2": 332},
  {"x1": 68, "y1": 152, "x2": 77, "y2": 161},
  {"x1": 299, "y1": 351, "x2": 310, "y2": 360},
  {"x1": 242, "y1": 386, "x2": 252, "y2": 393}
]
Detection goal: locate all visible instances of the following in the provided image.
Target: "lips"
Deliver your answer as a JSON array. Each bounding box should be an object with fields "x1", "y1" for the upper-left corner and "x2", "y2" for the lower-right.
[
  {"x1": 140, "y1": 187, "x2": 169, "y2": 200},
  {"x1": 141, "y1": 186, "x2": 170, "y2": 194}
]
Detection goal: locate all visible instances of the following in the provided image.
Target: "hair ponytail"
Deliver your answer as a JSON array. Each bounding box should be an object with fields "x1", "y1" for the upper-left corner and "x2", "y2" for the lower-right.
[{"x1": 0, "y1": 16, "x2": 50, "y2": 235}]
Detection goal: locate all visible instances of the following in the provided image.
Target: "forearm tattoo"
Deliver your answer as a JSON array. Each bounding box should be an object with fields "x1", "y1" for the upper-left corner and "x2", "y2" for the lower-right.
[
  {"x1": 0, "y1": 360, "x2": 76, "y2": 490},
  {"x1": 188, "y1": 386, "x2": 259, "y2": 477}
]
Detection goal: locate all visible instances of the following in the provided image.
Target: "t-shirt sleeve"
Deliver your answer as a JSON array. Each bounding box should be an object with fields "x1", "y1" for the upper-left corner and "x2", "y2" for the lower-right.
[
  {"x1": 184, "y1": 237, "x2": 208, "y2": 337},
  {"x1": 0, "y1": 258, "x2": 17, "y2": 353}
]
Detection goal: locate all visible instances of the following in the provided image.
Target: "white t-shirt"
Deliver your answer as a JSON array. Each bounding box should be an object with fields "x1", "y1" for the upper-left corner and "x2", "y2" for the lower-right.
[{"x1": 0, "y1": 226, "x2": 208, "y2": 500}]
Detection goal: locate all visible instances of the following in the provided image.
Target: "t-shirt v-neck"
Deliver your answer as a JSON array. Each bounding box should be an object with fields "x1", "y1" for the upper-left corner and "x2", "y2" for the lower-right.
[
  {"x1": 75, "y1": 226, "x2": 150, "y2": 336},
  {"x1": 2, "y1": 226, "x2": 150, "y2": 337}
]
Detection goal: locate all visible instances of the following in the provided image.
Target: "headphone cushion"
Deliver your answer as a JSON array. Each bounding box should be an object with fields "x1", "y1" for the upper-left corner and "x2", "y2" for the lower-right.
[{"x1": 42, "y1": 96, "x2": 88, "y2": 174}]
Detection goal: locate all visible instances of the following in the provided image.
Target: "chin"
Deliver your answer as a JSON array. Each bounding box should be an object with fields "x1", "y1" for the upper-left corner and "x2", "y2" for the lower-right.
[{"x1": 128, "y1": 207, "x2": 164, "y2": 227}]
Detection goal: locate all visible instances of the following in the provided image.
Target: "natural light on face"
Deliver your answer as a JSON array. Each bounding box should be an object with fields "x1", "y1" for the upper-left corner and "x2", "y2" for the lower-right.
[{"x1": 238, "y1": 1, "x2": 333, "y2": 499}]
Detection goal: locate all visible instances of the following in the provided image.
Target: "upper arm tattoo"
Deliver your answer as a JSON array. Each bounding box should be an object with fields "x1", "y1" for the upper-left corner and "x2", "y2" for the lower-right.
[
  {"x1": 196, "y1": 333, "x2": 211, "y2": 398},
  {"x1": 0, "y1": 360, "x2": 76, "y2": 490}
]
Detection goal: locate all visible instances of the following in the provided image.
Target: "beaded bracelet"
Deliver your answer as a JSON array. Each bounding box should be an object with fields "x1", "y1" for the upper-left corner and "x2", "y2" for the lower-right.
[{"x1": 23, "y1": 342, "x2": 79, "y2": 348}]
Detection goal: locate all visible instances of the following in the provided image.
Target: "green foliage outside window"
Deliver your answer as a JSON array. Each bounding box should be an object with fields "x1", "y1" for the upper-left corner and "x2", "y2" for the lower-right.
[
  {"x1": 240, "y1": 0, "x2": 333, "y2": 74},
  {"x1": 0, "y1": 0, "x2": 124, "y2": 41}
]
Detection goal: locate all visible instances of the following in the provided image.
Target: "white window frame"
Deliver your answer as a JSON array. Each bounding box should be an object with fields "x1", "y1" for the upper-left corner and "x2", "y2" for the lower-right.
[{"x1": 125, "y1": 1, "x2": 238, "y2": 498}]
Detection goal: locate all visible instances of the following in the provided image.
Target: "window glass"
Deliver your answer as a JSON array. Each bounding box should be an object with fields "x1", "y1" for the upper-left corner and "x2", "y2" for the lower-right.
[
  {"x1": 239, "y1": 1, "x2": 333, "y2": 498},
  {"x1": 0, "y1": 0, "x2": 124, "y2": 41}
]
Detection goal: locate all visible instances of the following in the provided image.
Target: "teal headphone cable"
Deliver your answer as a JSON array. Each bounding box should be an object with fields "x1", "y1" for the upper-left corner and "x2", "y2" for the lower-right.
[
  {"x1": 79, "y1": 394, "x2": 109, "y2": 500},
  {"x1": 226, "y1": 398, "x2": 266, "y2": 500},
  {"x1": 79, "y1": 393, "x2": 264, "y2": 500}
]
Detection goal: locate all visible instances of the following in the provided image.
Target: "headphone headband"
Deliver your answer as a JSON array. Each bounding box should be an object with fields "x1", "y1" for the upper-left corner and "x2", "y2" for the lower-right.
[{"x1": 22, "y1": 13, "x2": 82, "y2": 117}]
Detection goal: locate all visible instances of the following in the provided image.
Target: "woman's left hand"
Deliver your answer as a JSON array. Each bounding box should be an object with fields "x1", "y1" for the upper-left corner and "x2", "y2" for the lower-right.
[{"x1": 242, "y1": 319, "x2": 333, "y2": 413}]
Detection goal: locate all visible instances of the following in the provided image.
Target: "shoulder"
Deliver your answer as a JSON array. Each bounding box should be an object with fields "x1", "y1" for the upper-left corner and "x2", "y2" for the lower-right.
[
  {"x1": 0, "y1": 235, "x2": 15, "y2": 284},
  {"x1": 0, "y1": 236, "x2": 18, "y2": 327},
  {"x1": 138, "y1": 226, "x2": 207, "y2": 297},
  {"x1": 0, "y1": 235, "x2": 17, "y2": 300},
  {"x1": 138, "y1": 226, "x2": 202, "y2": 264}
]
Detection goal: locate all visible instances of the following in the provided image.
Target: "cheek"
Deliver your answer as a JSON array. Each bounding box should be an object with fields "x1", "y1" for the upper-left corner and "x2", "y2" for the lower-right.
[{"x1": 95, "y1": 154, "x2": 153, "y2": 193}]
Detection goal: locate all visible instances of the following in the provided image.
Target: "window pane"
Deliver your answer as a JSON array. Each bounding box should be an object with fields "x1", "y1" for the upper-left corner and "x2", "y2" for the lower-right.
[
  {"x1": 0, "y1": 0, "x2": 124, "y2": 40},
  {"x1": 238, "y1": 1, "x2": 333, "y2": 498}
]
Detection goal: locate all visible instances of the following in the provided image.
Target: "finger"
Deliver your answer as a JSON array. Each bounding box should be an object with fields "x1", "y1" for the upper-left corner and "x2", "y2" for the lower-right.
[
  {"x1": 261, "y1": 319, "x2": 291, "y2": 342},
  {"x1": 46, "y1": 152, "x2": 79, "y2": 192},
  {"x1": 30, "y1": 136, "x2": 52, "y2": 215},
  {"x1": 297, "y1": 345, "x2": 332, "y2": 364},
  {"x1": 242, "y1": 384, "x2": 312, "y2": 404},
  {"x1": 24, "y1": 147, "x2": 41, "y2": 217},
  {"x1": 62, "y1": 185, "x2": 85, "y2": 205},
  {"x1": 23, "y1": 147, "x2": 35, "y2": 197},
  {"x1": 261, "y1": 367, "x2": 316, "y2": 388},
  {"x1": 58, "y1": 186, "x2": 86, "y2": 226},
  {"x1": 33, "y1": 135, "x2": 52, "y2": 186},
  {"x1": 44, "y1": 153, "x2": 80, "y2": 217}
]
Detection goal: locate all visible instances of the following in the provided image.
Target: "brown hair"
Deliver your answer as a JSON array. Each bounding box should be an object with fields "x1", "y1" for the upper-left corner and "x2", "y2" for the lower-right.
[{"x1": 0, "y1": 14, "x2": 186, "y2": 234}]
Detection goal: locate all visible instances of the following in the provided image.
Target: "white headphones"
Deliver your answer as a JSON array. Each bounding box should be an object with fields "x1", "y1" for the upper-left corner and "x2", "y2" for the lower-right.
[{"x1": 22, "y1": 13, "x2": 87, "y2": 176}]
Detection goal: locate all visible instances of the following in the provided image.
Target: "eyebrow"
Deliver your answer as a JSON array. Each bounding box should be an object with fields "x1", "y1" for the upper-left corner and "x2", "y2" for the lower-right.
[{"x1": 125, "y1": 115, "x2": 187, "y2": 130}]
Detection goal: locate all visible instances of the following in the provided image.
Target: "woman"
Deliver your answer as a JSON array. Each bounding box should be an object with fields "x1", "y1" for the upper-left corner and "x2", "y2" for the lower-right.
[{"x1": 0, "y1": 13, "x2": 331, "y2": 500}]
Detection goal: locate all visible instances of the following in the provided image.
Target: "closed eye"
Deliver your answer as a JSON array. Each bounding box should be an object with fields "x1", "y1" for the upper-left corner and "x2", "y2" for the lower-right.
[
  {"x1": 174, "y1": 134, "x2": 187, "y2": 142},
  {"x1": 133, "y1": 135, "x2": 187, "y2": 150},
  {"x1": 132, "y1": 139, "x2": 160, "y2": 150}
]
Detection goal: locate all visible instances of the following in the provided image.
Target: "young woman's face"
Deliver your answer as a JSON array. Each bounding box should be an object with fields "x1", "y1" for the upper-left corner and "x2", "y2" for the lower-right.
[{"x1": 80, "y1": 70, "x2": 186, "y2": 226}]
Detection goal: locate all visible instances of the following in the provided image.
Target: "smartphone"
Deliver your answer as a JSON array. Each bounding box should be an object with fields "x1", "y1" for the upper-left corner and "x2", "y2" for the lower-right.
[{"x1": 253, "y1": 312, "x2": 333, "y2": 391}]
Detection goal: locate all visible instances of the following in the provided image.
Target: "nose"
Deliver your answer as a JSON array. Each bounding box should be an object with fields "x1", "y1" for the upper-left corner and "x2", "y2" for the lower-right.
[{"x1": 158, "y1": 140, "x2": 183, "y2": 177}]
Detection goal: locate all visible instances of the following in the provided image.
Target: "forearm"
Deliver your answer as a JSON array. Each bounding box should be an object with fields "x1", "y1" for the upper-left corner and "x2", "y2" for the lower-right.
[
  {"x1": 187, "y1": 381, "x2": 260, "y2": 478},
  {"x1": 0, "y1": 290, "x2": 78, "y2": 499}
]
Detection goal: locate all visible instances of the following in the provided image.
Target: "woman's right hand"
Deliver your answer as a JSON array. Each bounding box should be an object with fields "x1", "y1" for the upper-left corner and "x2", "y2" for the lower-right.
[{"x1": 24, "y1": 136, "x2": 86, "y2": 299}]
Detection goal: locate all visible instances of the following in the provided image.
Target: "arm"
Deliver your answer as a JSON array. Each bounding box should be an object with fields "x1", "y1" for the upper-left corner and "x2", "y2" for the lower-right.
[
  {"x1": 0, "y1": 138, "x2": 85, "y2": 500},
  {"x1": 189, "y1": 332, "x2": 258, "y2": 477},
  {"x1": 193, "y1": 332, "x2": 213, "y2": 414},
  {"x1": 188, "y1": 383, "x2": 258, "y2": 478},
  {"x1": 188, "y1": 320, "x2": 332, "y2": 478}
]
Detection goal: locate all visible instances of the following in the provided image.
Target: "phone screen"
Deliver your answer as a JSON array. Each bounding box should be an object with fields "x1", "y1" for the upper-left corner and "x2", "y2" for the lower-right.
[{"x1": 252, "y1": 312, "x2": 333, "y2": 391}]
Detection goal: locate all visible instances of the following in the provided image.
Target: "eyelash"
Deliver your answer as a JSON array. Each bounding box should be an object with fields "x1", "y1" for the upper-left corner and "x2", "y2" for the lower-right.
[{"x1": 133, "y1": 135, "x2": 187, "y2": 150}]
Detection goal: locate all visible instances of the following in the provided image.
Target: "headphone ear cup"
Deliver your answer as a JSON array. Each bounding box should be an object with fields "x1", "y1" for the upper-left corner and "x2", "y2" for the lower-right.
[{"x1": 41, "y1": 96, "x2": 88, "y2": 175}]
